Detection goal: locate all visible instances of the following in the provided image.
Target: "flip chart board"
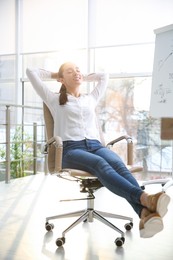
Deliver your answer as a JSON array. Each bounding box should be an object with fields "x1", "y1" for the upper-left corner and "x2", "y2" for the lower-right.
[{"x1": 150, "y1": 24, "x2": 173, "y2": 118}]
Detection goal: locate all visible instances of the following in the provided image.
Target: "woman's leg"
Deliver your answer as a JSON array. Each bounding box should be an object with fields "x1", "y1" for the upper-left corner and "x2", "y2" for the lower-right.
[
  {"x1": 94, "y1": 145, "x2": 140, "y2": 187},
  {"x1": 94, "y1": 145, "x2": 144, "y2": 214},
  {"x1": 62, "y1": 140, "x2": 144, "y2": 216}
]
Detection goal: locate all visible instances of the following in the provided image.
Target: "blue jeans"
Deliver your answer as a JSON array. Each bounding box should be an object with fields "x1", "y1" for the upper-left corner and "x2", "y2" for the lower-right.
[{"x1": 62, "y1": 139, "x2": 144, "y2": 217}]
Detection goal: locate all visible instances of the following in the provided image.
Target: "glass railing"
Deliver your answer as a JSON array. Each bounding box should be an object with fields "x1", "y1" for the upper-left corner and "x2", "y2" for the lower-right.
[{"x1": 0, "y1": 103, "x2": 47, "y2": 183}]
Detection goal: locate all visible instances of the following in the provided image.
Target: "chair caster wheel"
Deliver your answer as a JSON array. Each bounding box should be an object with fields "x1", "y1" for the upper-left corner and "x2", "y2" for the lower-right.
[
  {"x1": 56, "y1": 237, "x2": 65, "y2": 247},
  {"x1": 124, "y1": 222, "x2": 133, "y2": 231},
  {"x1": 45, "y1": 222, "x2": 54, "y2": 231},
  {"x1": 115, "y1": 237, "x2": 125, "y2": 247}
]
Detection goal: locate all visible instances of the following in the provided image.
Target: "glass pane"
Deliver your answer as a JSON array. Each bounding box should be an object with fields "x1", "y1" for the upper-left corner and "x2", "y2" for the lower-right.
[
  {"x1": 97, "y1": 77, "x2": 172, "y2": 180},
  {"x1": 0, "y1": 0, "x2": 15, "y2": 54},
  {"x1": 0, "y1": 82, "x2": 16, "y2": 104},
  {"x1": 0, "y1": 55, "x2": 15, "y2": 80},
  {"x1": 22, "y1": 0, "x2": 87, "y2": 52},
  {"x1": 23, "y1": 50, "x2": 88, "y2": 77},
  {"x1": 94, "y1": 0, "x2": 173, "y2": 46},
  {"x1": 94, "y1": 44, "x2": 154, "y2": 73}
]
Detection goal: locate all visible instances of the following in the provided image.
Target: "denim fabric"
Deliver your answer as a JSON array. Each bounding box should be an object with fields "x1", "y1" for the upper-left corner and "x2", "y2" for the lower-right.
[{"x1": 62, "y1": 139, "x2": 144, "y2": 217}]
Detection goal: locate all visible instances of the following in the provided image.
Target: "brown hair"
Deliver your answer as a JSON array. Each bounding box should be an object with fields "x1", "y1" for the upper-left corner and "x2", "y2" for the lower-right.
[
  {"x1": 59, "y1": 84, "x2": 68, "y2": 105},
  {"x1": 58, "y1": 63, "x2": 68, "y2": 105}
]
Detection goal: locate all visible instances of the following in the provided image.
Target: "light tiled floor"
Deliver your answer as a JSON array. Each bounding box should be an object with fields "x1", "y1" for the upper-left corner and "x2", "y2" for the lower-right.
[{"x1": 0, "y1": 173, "x2": 173, "y2": 260}]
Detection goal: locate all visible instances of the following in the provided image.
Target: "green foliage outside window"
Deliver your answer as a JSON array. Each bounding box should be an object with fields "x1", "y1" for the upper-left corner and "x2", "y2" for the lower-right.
[{"x1": 0, "y1": 126, "x2": 33, "y2": 178}]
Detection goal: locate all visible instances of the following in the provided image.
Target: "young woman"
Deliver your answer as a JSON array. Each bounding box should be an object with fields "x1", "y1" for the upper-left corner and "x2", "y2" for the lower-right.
[{"x1": 26, "y1": 62, "x2": 170, "y2": 238}]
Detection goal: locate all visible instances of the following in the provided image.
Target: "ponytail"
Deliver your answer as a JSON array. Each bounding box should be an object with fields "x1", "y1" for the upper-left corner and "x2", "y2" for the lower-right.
[{"x1": 59, "y1": 84, "x2": 68, "y2": 105}]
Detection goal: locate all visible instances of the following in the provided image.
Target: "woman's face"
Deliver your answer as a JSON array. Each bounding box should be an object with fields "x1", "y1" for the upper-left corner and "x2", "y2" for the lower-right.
[{"x1": 60, "y1": 62, "x2": 83, "y2": 88}]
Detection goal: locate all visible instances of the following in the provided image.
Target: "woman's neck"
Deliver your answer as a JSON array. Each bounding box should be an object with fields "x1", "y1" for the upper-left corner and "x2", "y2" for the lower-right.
[{"x1": 66, "y1": 86, "x2": 81, "y2": 97}]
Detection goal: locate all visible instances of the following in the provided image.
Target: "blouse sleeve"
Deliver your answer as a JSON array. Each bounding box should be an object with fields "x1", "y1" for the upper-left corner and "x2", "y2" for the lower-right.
[
  {"x1": 26, "y1": 68, "x2": 55, "y2": 104},
  {"x1": 84, "y1": 73, "x2": 109, "y2": 102}
]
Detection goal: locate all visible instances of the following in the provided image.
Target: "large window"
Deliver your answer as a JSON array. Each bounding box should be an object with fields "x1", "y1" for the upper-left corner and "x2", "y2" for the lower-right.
[{"x1": 0, "y1": 0, "x2": 173, "y2": 181}]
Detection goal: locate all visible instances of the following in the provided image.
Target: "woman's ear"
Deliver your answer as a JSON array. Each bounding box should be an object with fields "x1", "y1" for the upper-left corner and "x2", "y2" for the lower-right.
[{"x1": 58, "y1": 77, "x2": 63, "y2": 83}]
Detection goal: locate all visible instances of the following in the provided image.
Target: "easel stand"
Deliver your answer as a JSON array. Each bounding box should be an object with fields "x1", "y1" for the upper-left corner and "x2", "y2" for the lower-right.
[
  {"x1": 161, "y1": 137, "x2": 173, "y2": 191},
  {"x1": 141, "y1": 118, "x2": 173, "y2": 192},
  {"x1": 144, "y1": 24, "x2": 173, "y2": 192}
]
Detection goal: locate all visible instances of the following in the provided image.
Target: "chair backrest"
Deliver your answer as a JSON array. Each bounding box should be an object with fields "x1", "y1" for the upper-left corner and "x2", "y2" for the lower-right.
[
  {"x1": 43, "y1": 103, "x2": 56, "y2": 173},
  {"x1": 43, "y1": 103, "x2": 106, "y2": 173}
]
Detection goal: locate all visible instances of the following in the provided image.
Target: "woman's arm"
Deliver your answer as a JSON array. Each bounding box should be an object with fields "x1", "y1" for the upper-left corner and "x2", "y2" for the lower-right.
[
  {"x1": 51, "y1": 72, "x2": 60, "y2": 81},
  {"x1": 26, "y1": 68, "x2": 56, "y2": 104},
  {"x1": 84, "y1": 72, "x2": 109, "y2": 102},
  {"x1": 84, "y1": 73, "x2": 108, "y2": 82}
]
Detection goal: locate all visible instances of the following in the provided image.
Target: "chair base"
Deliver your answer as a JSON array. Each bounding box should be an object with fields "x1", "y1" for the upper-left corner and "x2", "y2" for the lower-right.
[{"x1": 45, "y1": 195, "x2": 133, "y2": 247}]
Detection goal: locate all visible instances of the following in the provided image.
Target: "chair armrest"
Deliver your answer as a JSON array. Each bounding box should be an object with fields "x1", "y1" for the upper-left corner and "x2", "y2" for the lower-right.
[
  {"x1": 106, "y1": 135, "x2": 132, "y2": 146},
  {"x1": 43, "y1": 136, "x2": 63, "y2": 173},
  {"x1": 47, "y1": 136, "x2": 63, "y2": 147},
  {"x1": 106, "y1": 135, "x2": 133, "y2": 165},
  {"x1": 53, "y1": 136, "x2": 63, "y2": 172},
  {"x1": 42, "y1": 137, "x2": 61, "y2": 153}
]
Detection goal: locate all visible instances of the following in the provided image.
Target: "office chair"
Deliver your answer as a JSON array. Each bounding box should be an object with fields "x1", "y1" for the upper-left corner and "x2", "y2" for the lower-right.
[{"x1": 43, "y1": 103, "x2": 143, "y2": 247}]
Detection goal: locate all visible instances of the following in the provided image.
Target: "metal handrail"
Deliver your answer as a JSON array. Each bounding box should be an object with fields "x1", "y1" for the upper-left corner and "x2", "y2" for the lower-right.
[
  {"x1": 0, "y1": 104, "x2": 47, "y2": 183},
  {"x1": 0, "y1": 103, "x2": 42, "y2": 109}
]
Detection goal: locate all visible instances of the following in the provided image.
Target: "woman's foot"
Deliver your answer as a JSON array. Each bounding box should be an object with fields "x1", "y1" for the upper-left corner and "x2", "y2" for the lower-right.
[
  {"x1": 140, "y1": 192, "x2": 170, "y2": 218},
  {"x1": 139, "y1": 210, "x2": 163, "y2": 238},
  {"x1": 146, "y1": 192, "x2": 170, "y2": 217}
]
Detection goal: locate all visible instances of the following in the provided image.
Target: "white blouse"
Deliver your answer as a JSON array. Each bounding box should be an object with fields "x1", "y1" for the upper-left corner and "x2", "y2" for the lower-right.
[{"x1": 26, "y1": 68, "x2": 109, "y2": 141}]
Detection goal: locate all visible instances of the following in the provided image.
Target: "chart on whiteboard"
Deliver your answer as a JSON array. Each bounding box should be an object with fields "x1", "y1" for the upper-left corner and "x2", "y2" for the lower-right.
[{"x1": 150, "y1": 25, "x2": 173, "y2": 118}]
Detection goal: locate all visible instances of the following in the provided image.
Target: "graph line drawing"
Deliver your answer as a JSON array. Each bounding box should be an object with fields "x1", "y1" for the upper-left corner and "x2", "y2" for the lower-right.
[{"x1": 158, "y1": 50, "x2": 173, "y2": 71}]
